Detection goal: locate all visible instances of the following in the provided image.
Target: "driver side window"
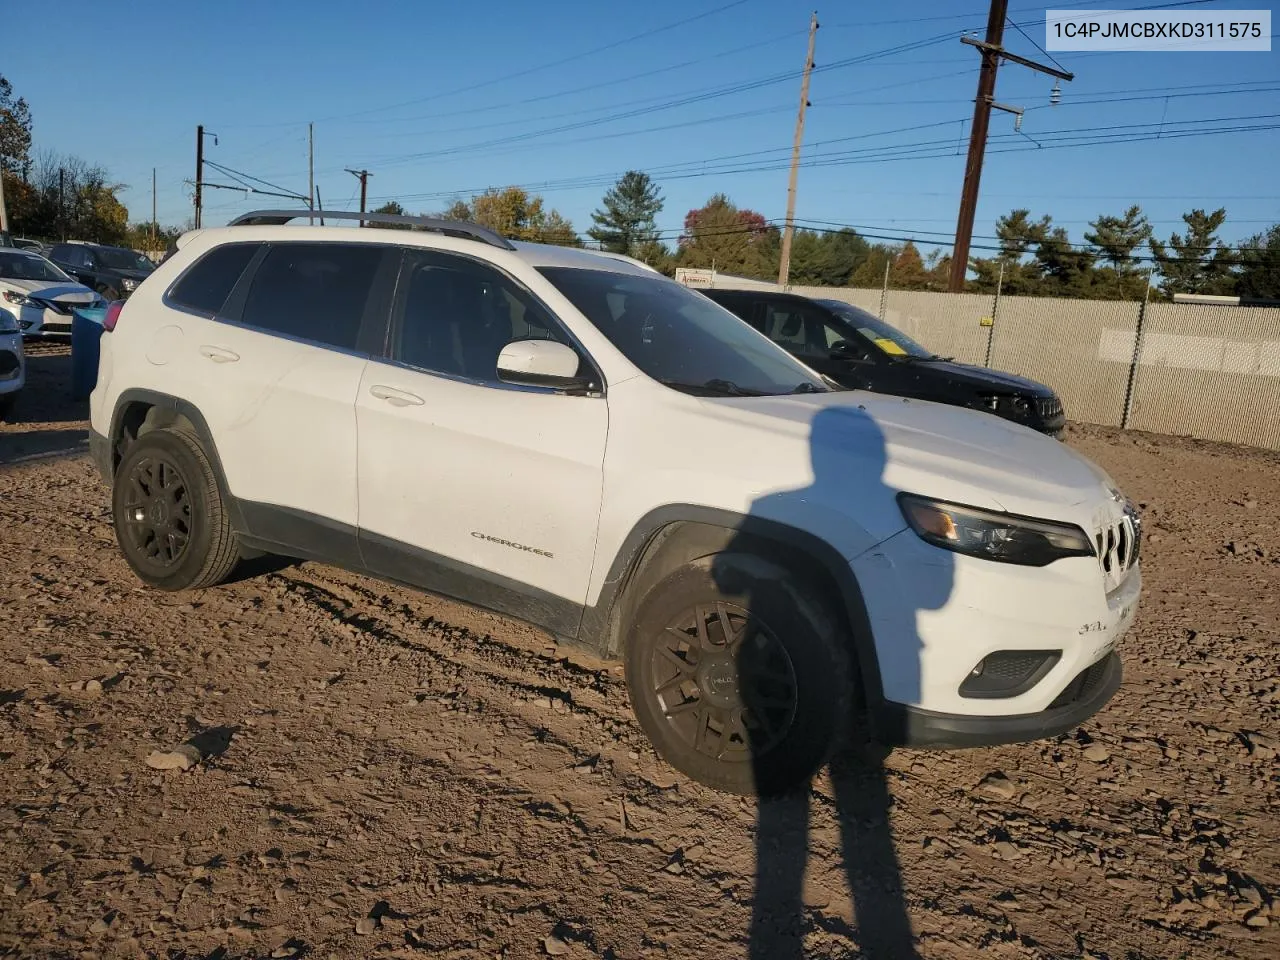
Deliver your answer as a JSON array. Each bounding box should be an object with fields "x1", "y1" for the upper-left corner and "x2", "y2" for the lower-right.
[
  {"x1": 394, "y1": 251, "x2": 575, "y2": 383},
  {"x1": 762, "y1": 302, "x2": 838, "y2": 359}
]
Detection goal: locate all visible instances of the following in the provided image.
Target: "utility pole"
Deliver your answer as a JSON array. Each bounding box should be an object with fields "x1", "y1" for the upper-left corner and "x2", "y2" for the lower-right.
[
  {"x1": 947, "y1": 0, "x2": 1072, "y2": 291},
  {"x1": 58, "y1": 168, "x2": 65, "y2": 240},
  {"x1": 308, "y1": 122, "x2": 315, "y2": 225},
  {"x1": 195, "y1": 125, "x2": 204, "y2": 230},
  {"x1": 778, "y1": 11, "x2": 819, "y2": 288},
  {"x1": 0, "y1": 155, "x2": 8, "y2": 233},
  {"x1": 345, "y1": 168, "x2": 372, "y2": 226},
  {"x1": 151, "y1": 167, "x2": 157, "y2": 248}
]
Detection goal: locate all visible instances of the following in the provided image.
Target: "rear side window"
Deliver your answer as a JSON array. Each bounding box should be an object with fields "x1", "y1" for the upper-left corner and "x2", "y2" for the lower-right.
[
  {"x1": 239, "y1": 243, "x2": 385, "y2": 351},
  {"x1": 169, "y1": 243, "x2": 261, "y2": 316}
]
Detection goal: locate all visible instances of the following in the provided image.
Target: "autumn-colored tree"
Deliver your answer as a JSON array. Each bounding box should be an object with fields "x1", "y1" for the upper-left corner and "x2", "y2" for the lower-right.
[
  {"x1": 888, "y1": 241, "x2": 931, "y2": 290},
  {"x1": 443, "y1": 187, "x2": 579, "y2": 245},
  {"x1": 676, "y1": 193, "x2": 774, "y2": 278}
]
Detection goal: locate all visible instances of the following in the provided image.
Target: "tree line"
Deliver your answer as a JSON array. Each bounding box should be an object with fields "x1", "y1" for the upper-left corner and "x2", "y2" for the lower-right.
[{"x1": 3, "y1": 70, "x2": 1276, "y2": 299}]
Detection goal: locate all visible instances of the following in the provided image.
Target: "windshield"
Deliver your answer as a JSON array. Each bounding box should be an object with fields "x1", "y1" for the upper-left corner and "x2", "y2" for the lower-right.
[
  {"x1": 0, "y1": 251, "x2": 72, "y2": 283},
  {"x1": 817, "y1": 299, "x2": 935, "y2": 359},
  {"x1": 538, "y1": 267, "x2": 828, "y2": 396},
  {"x1": 96, "y1": 247, "x2": 154, "y2": 272}
]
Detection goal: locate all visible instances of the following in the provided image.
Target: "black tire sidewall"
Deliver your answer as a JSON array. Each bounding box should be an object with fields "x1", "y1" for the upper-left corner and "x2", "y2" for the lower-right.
[
  {"x1": 111, "y1": 429, "x2": 223, "y2": 590},
  {"x1": 625, "y1": 556, "x2": 851, "y2": 796}
]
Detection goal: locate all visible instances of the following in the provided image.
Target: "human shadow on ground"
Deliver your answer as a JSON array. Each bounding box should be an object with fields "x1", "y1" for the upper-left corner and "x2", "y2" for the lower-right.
[{"x1": 713, "y1": 403, "x2": 955, "y2": 958}]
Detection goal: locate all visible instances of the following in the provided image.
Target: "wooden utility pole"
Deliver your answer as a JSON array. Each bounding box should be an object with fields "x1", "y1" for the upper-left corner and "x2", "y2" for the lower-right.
[
  {"x1": 345, "y1": 168, "x2": 372, "y2": 225},
  {"x1": 0, "y1": 156, "x2": 8, "y2": 233},
  {"x1": 778, "y1": 11, "x2": 819, "y2": 288},
  {"x1": 947, "y1": 0, "x2": 1073, "y2": 291},
  {"x1": 195, "y1": 125, "x2": 204, "y2": 229},
  {"x1": 308, "y1": 122, "x2": 315, "y2": 225},
  {"x1": 151, "y1": 167, "x2": 157, "y2": 248}
]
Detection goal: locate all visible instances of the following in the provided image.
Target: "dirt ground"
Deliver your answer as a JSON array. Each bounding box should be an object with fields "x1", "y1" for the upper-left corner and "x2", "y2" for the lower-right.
[{"x1": 1, "y1": 345, "x2": 1277, "y2": 960}]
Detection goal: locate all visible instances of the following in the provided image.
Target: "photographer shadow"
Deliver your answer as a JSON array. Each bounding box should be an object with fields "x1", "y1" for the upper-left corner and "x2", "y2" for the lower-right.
[{"x1": 714, "y1": 403, "x2": 955, "y2": 958}]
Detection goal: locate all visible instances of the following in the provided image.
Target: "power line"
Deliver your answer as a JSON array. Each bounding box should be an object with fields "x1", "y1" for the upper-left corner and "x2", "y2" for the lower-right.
[
  {"x1": 314, "y1": 0, "x2": 756, "y2": 124},
  {"x1": 361, "y1": 117, "x2": 1280, "y2": 209},
  {"x1": 363, "y1": 30, "x2": 964, "y2": 168}
]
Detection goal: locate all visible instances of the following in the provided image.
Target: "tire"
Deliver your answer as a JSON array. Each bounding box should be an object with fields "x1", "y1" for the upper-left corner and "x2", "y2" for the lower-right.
[
  {"x1": 0, "y1": 392, "x2": 15, "y2": 423},
  {"x1": 625, "y1": 554, "x2": 852, "y2": 796},
  {"x1": 111, "y1": 427, "x2": 240, "y2": 590}
]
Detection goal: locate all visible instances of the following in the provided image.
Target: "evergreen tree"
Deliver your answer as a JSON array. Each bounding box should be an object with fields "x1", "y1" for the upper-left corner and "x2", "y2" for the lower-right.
[
  {"x1": 1150, "y1": 208, "x2": 1236, "y2": 296},
  {"x1": 1236, "y1": 224, "x2": 1280, "y2": 301},
  {"x1": 1085, "y1": 205, "x2": 1152, "y2": 299},
  {"x1": 587, "y1": 171, "x2": 663, "y2": 255}
]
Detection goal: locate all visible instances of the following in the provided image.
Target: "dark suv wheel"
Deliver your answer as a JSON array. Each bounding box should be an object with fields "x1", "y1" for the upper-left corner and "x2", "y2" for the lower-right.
[
  {"x1": 625, "y1": 555, "x2": 851, "y2": 796},
  {"x1": 111, "y1": 427, "x2": 240, "y2": 590}
]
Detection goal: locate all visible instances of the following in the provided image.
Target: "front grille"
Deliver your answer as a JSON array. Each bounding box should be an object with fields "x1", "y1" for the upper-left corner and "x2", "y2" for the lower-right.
[
  {"x1": 1036, "y1": 396, "x2": 1064, "y2": 420},
  {"x1": 1048, "y1": 656, "x2": 1112, "y2": 709},
  {"x1": 1095, "y1": 510, "x2": 1141, "y2": 577},
  {"x1": 30, "y1": 298, "x2": 79, "y2": 316}
]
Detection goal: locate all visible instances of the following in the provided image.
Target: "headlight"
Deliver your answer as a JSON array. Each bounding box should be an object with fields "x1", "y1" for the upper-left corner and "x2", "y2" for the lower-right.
[
  {"x1": 121, "y1": 277, "x2": 139, "y2": 291},
  {"x1": 897, "y1": 494, "x2": 1095, "y2": 566},
  {"x1": 976, "y1": 393, "x2": 1032, "y2": 417},
  {"x1": 1, "y1": 290, "x2": 31, "y2": 307},
  {"x1": 0, "y1": 310, "x2": 18, "y2": 333}
]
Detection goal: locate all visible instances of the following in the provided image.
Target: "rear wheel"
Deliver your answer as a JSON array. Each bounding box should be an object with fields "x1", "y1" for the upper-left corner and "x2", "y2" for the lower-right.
[
  {"x1": 111, "y1": 428, "x2": 240, "y2": 590},
  {"x1": 625, "y1": 555, "x2": 851, "y2": 796}
]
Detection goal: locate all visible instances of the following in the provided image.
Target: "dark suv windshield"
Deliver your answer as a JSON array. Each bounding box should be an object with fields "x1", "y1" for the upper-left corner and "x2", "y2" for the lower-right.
[
  {"x1": 0, "y1": 251, "x2": 71, "y2": 283},
  {"x1": 816, "y1": 299, "x2": 934, "y2": 359},
  {"x1": 96, "y1": 247, "x2": 154, "y2": 272},
  {"x1": 537, "y1": 267, "x2": 827, "y2": 396}
]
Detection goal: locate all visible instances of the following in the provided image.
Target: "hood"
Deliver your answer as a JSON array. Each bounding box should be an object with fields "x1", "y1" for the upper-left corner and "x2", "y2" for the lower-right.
[
  {"x1": 905, "y1": 358, "x2": 1053, "y2": 396},
  {"x1": 0, "y1": 278, "x2": 97, "y2": 301},
  {"x1": 694, "y1": 390, "x2": 1113, "y2": 523},
  {"x1": 104, "y1": 267, "x2": 153, "y2": 281}
]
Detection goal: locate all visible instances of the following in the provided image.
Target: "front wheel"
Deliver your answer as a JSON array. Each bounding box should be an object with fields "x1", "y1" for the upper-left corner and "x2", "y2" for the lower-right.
[
  {"x1": 111, "y1": 428, "x2": 240, "y2": 590},
  {"x1": 625, "y1": 555, "x2": 852, "y2": 796}
]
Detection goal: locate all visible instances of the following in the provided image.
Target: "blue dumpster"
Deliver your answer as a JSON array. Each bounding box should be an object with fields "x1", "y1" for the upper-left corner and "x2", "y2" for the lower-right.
[{"x1": 71, "y1": 305, "x2": 108, "y2": 400}]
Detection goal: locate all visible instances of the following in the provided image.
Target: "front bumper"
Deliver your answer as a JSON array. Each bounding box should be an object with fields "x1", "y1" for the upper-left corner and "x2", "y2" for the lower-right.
[
  {"x1": 851, "y1": 525, "x2": 1138, "y2": 741},
  {"x1": 89, "y1": 428, "x2": 113, "y2": 484},
  {"x1": 876, "y1": 651, "x2": 1122, "y2": 747}
]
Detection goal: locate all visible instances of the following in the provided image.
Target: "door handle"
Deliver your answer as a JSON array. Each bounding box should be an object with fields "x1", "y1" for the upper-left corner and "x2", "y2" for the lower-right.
[
  {"x1": 199, "y1": 345, "x2": 240, "y2": 363},
  {"x1": 369, "y1": 384, "x2": 424, "y2": 407}
]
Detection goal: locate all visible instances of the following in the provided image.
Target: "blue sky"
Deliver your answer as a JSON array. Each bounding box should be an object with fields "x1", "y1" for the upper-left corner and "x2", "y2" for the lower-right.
[{"x1": 5, "y1": 0, "x2": 1278, "y2": 253}]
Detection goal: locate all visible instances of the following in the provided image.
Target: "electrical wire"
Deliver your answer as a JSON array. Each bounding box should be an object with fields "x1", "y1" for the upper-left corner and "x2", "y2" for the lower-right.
[{"x1": 313, "y1": 0, "x2": 756, "y2": 124}]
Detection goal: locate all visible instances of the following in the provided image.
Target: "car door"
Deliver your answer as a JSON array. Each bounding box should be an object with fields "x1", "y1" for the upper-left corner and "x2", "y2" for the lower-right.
[
  {"x1": 755, "y1": 299, "x2": 874, "y2": 386},
  {"x1": 165, "y1": 240, "x2": 396, "y2": 564},
  {"x1": 355, "y1": 247, "x2": 608, "y2": 637},
  {"x1": 52, "y1": 246, "x2": 89, "y2": 284}
]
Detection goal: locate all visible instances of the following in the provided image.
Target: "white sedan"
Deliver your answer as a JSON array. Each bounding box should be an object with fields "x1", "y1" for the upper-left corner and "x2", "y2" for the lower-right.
[{"x1": 0, "y1": 249, "x2": 104, "y2": 338}]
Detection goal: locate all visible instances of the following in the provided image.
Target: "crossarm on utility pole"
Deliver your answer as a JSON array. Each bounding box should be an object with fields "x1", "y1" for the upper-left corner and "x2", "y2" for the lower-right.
[{"x1": 947, "y1": 0, "x2": 1073, "y2": 292}]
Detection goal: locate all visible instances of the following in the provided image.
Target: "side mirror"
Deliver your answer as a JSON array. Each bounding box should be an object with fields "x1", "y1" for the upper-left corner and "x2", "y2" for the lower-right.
[{"x1": 496, "y1": 339, "x2": 591, "y2": 391}]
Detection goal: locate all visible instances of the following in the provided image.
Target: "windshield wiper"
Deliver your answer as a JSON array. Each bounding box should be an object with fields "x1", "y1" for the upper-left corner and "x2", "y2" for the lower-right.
[
  {"x1": 658, "y1": 378, "x2": 765, "y2": 397},
  {"x1": 899, "y1": 354, "x2": 953, "y2": 363},
  {"x1": 790, "y1": 381, "x2": 828, "y2": 394}
]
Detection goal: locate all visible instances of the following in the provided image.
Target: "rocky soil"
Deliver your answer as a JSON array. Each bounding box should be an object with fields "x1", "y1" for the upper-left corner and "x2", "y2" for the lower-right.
[{"x1": 1, "y1": 346, "x2": 1276, "y2": 959}]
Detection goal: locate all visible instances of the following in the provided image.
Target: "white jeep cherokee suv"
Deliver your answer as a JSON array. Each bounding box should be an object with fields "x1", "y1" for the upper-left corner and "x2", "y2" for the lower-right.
[{"x1": 89, "y1": 210, "x2": 1142, "y2": 795}]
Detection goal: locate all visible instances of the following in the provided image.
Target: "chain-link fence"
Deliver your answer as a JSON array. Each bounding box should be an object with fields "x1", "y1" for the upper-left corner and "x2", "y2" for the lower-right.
[{"x1": 685, "y1": 270, "x2": 1280, "y2": 452}]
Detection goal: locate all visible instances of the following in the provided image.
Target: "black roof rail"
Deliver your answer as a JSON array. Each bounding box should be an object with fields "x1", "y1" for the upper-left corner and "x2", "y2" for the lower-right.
[{"x1": 226, "y1": 209, "x2": 516, "y2": 251}]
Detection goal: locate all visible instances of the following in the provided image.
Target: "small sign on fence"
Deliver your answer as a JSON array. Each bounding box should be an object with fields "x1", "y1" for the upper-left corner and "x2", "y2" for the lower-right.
[{"x1": 979, "y1": 316, "x2": 994, "y2": 327}]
